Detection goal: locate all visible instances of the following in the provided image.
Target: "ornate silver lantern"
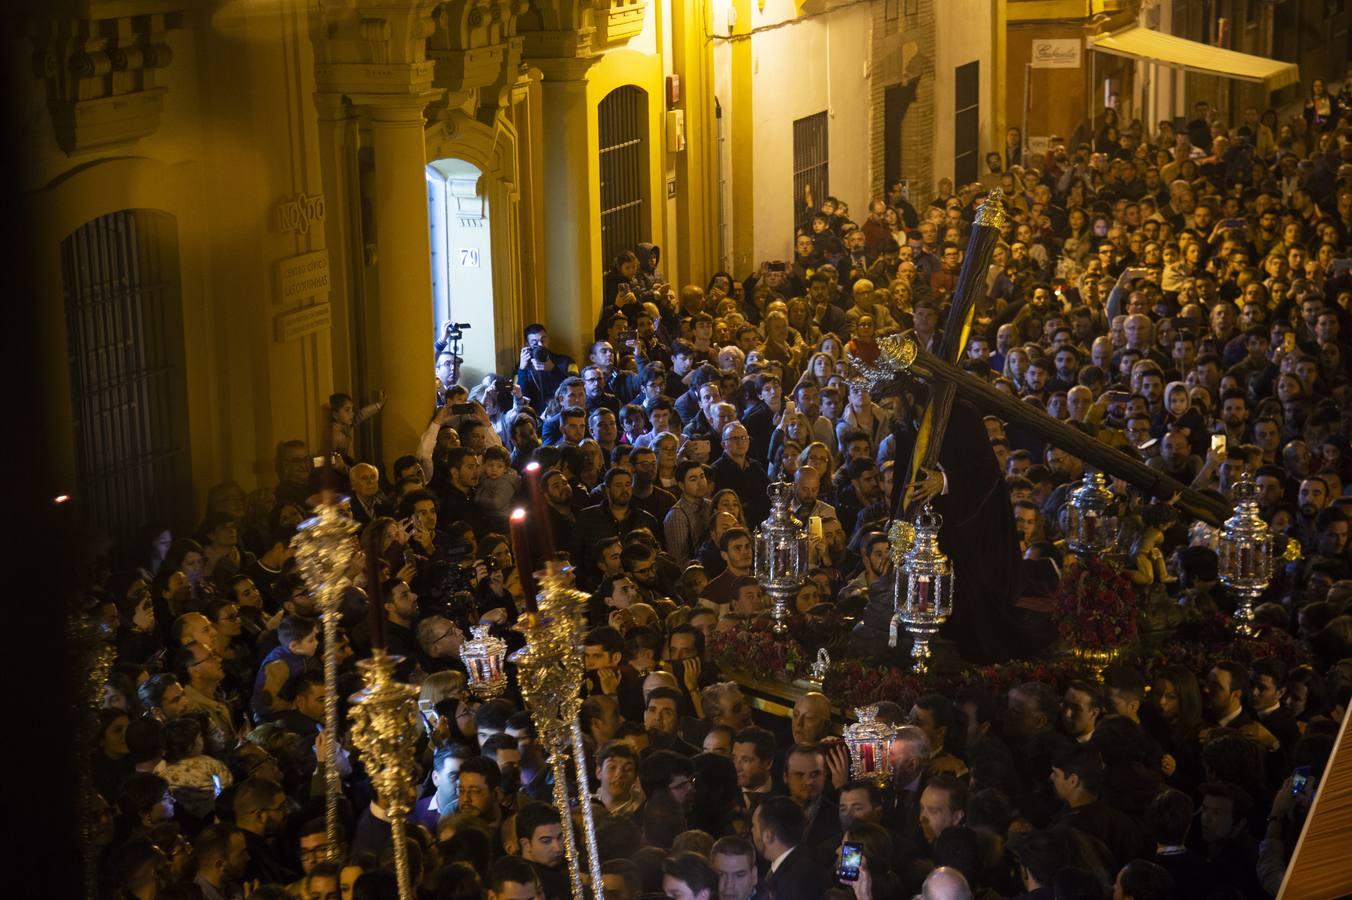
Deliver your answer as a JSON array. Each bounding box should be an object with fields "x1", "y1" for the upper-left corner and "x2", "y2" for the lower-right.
[
  {"x1": 890, "y1": 503, "x2": 953, "y2": 673},
  {"x1": 1217, "y1": 476, "x2": 1273, "y2": 636},
  {"x1": 755, "y1": 480, "x2": 809, "y2": 634},
  {"x1": 1064, "y1": 469, "x2": 1118, "y2": 556},
  {"x1": 843, "y1": 704, "x2": 896, "y2": 786},
  {"x1": 459, "y1": 625, "x2": 508, "y2": 698}
]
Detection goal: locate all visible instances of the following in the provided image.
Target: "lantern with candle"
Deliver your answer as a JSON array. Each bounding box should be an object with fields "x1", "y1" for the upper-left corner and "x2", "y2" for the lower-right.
[
  {"x1": 460, "y1": 625, "x2": 508, "y2": 698},
  {"x1": 754, "y1": 480, "x2": 809, "y2": 634},
  {"x1": 890, "y1": 503, "x2": 952, "y2": 673},
  {"x1": 1217, "y1": 475, "x2": 1272, "y2": 636},
  {"x1": 844, "y1": 705, "x2": 896, "y2": 786},
  {"x1": 1064, "y1": 469, "x2": 1118, "y2": 557}
]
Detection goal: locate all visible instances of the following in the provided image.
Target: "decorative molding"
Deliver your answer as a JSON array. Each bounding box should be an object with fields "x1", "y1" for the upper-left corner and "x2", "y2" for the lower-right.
[
  {"x1": 592, "y1": 0, "x2": 647, "y2": 46},
  {"x1": 311, "y1": 0, "x2": 444, "y2": 101},
  {"x1": 34, "y1": 10, "x2": 182, "y2": 155}
]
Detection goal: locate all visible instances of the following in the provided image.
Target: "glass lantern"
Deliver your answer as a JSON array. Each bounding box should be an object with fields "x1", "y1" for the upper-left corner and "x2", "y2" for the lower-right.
[
  {"x1": 459, "y1": 625, "x2": 508, "y2": 698},
  {"x1": 755, "y1": 480, "x2": 809, "y2": 634},
  {"x1": 891, "y1": 503, "x2": 953, "y2": 673},
  {"x1": 844, "y1": 705, "x2": 896, "y2": 786},
  {"x1": 1217, "y1": 476, "x2": 1273, "y2": 635},
  {"x1": 1064, "y1": 469, "x2": 1118, "y2": 556}
]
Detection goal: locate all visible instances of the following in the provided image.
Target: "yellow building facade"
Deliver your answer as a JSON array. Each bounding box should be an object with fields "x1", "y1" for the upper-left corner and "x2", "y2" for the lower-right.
[{"x1": 20, "y1": 0, "x2": 1004, "y2": 544}]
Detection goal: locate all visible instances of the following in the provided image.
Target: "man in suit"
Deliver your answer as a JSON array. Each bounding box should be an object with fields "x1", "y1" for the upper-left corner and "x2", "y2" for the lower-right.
[
  {"x1": 751, "y1": 796, "x2": 835, "y2": 900},
  {"x1": 733, "y1": 726, "x2": 778, "y2": 811},
  {"x1": 785, "y1": 744, "x2": 842, "y2": 857},
  {"x1": 1204, "y1": 661, "x2": 1253, "y2": 729}
]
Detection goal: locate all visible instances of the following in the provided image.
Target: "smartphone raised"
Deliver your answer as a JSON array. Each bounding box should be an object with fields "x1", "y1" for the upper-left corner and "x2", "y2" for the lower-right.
[
  {"x1": 418, "y1": 699, "x2": 440, "y2": 736},
  {"x1": 1283, "y1": 332, "x2": 1297, "y2": 354},
  {"x1": 838, "y1": 842, "x2": 864, "y2": 883},
  {"x1": 1291, "y1": 764, "x2": 1310, "y2": 796},
  {"x1": 451, "y1": 402, "x2": 476, "y2": 415},
  {"x1": 1211, "y1": 433, "x2": 1227, "y2": 455}
]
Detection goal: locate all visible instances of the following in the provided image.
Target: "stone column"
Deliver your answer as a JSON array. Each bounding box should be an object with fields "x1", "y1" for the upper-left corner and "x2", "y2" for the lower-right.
[
  {"x1": 354, "y1": 95, "x2": 438, "y2": 459},
  {"x1": 536, "y1": 60, "x2": 597, "y2": 361},
  {"x1": 314, "y1": 93, "x2": 366, "y2": 407}
]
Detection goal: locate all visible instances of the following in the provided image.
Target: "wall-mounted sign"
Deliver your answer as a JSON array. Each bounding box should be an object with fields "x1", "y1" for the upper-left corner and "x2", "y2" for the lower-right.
[
  {"x1": 274, "y1": 192, "x2": 326, "y2": 235},
  {"x1": 275, "y1": 302, "x2": 332, "y2": 342},
  {"x1": 277, "y1": 250, "x2": 331, "y2": 304},
  {"x1": 1030, "y1": 38, "x2": 1081, "y2": 69}
]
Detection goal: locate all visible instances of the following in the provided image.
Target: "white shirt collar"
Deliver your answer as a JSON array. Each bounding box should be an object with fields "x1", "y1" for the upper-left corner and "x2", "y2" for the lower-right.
[{"x1": 769, "y1": 847, "x2": 794, "y2": 874}]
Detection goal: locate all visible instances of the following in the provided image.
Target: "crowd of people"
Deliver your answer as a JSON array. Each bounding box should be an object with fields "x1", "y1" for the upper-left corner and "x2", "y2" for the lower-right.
[{"x1": 81, "y1": 77, "x2": 1352, "y2": 900}]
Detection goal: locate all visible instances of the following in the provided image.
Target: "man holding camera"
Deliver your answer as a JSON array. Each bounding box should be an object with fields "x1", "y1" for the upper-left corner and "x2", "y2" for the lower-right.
[{"x1": 515, "y1": 324, "x2": 574, "y2": 409}]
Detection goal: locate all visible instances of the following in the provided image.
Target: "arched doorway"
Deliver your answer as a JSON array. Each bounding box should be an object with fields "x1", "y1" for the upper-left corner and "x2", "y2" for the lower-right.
[
  {"x1": 426, "y1": 158, "x2": 493, "y2": 377},
  {"x1": 598, "y1": 85, "x2": 650, "y2": 267}
]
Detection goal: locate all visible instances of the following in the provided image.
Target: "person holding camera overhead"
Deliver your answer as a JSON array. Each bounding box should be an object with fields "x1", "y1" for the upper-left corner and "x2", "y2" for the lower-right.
[{"x1": 515, "y1": 323, "x2": 574, "y2": 409}]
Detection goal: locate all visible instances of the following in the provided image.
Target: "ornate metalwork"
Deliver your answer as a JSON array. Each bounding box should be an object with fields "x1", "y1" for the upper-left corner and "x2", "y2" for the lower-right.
[
  {"x1": 843, "y1": 705, "x2": 897, "y2": 786},
  {"x1": 348, "y1": 654, "x2": 422, "y2": 900},
  {"x1": 293, "y1": 500, "x2": 359, "y2": 859},
  {"x1": 514, "y1": 562, "x2": 605, "y2": 899},
  {"x1": 972, "y1": 186, "x2": 1009, "y2": 229},
  {"x1": 754, "y1": 481, "x2": 809, "y2": 634},
  {"x1": 890, "y1": 503, "x2": 953, "y2": 674},
  {"x1": 1064, "y1": 469, "x2": 1118, "y2": 556},
  {"x1": 1218, "y1": 476, "x2": 1273, "y2": 636},
  {"x1": 460, "y1": 624, "x2": 508, "y2": 698}
]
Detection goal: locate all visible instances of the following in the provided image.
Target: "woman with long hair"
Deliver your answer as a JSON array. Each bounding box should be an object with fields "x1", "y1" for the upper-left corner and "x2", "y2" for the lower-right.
[
  {"x1": 1304, "y1": 78, "x2": 1336, "y2": 132},
  {"x1": 1147, "y1": 665, "x2": 1204, "y2": 791},
  {"x1": 94, "y1": 708, "x2": 134, "y2": 798},
  {"x1": 1003, "y1": 346, "x2": 1030, "y2": 387},
  {"x1": 710, "y1": 489, "x2": 748, "y2": 529}
]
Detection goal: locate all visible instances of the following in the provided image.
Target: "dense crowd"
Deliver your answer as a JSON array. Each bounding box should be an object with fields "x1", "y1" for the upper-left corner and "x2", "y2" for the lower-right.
[{"x1": 83, "y1": 79, "x2": 1352, "y2": 900}]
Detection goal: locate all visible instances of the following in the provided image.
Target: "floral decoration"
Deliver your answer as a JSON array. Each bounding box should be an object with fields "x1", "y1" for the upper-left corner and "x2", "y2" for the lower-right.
[{"x1": 1052, "y1": 555, "x2": 1138, "y2": 650}]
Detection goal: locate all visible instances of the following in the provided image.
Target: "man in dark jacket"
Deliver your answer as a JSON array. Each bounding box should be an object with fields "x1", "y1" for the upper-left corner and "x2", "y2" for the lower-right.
[
  {"x1": 751, "y1": 796, "x2": 835, "y2": 900},
  {"x1": 575, "y1": 468, "x2": 659, "y2": 575}
]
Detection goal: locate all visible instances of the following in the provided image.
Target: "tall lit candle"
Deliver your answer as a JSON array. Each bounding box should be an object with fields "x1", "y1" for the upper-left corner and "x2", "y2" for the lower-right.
[
  {"x1": 523, "y1": 461, "x2": 556, "y2": 561},
  {"x1": 916, "y1": 575, "x2": 932, "y2": 613},
  {"x1": 510, "y1": 507, "x2": 538, "y2": 614}
]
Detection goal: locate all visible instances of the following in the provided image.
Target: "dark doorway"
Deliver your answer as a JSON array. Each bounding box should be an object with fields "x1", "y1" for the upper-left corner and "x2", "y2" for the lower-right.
[
  {"x1": 884, "y1": 82, "x2": 909, "y2": 194},
  {"x1": 62, "y1": 209, "x2": 191, "y2": 546},
  {"x1": 955, "y1": 61, "x2": 980, "y2": 186}
]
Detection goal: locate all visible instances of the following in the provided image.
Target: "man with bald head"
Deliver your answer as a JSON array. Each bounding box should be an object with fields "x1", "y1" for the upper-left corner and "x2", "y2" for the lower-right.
[
  {"x1": 712, "y1": 422, "x2": 770, "y2": 526},
  {"x1": 348, "y1": 462, "x2": 391, "y2": 527},
  {"x1": 173, "y1": 612, "x2": 225, "y2": 655},
  {"x1": 791, "y1": 693, "x2": 831, "y2": 745},
  {"x1": 793, "y1": 466, "x2": 837, "y2": 522},
  {"x1": 921, "y1": 867, "x2": 973, "y2": 900}
]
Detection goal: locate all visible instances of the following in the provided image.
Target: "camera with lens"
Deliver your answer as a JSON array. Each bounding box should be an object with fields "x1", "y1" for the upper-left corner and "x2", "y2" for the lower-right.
[{"x1": 429, "y1": 541, "x2": 479, "y2": 620}]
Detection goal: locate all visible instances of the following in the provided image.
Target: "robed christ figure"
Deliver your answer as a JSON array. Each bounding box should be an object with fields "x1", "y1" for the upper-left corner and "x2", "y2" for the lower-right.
[{"x1": 851, "y1": 387, "x2": 1041, "y2": 664}]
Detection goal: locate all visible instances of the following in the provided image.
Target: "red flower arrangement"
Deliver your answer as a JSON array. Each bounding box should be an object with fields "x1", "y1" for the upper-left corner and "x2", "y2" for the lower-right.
[
  {"x1": 709, "y1": 625, "x2": 806, "y2": 679},
  {"x1": 1052, "y1": 556, "x2": 1138, "y2": 650}
]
